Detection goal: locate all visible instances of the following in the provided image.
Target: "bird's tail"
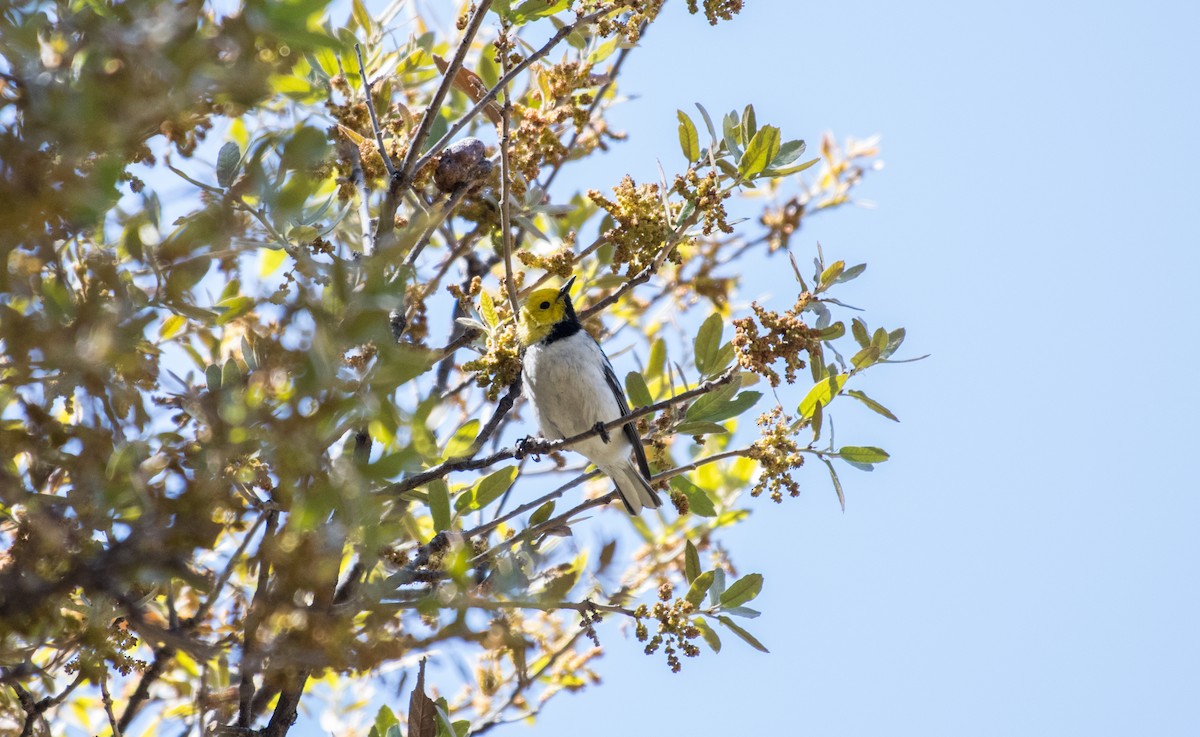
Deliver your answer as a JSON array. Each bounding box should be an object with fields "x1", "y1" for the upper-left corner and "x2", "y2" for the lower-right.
[{"x1": 608, "y1": 461, "x2": 662, "y2": 515}]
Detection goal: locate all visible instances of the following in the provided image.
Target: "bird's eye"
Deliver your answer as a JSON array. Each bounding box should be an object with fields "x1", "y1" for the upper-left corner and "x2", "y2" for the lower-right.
[{"x1": 539, "y1": 300, "x2": 550, "y2": 310}]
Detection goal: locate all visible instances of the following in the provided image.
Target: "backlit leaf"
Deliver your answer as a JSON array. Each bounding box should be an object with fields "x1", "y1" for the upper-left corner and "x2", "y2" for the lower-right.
[
  {"x1": 677, "y1": 110, "x2": 700, "y2": 162},
  {"x1": 799, "y1": 374, "x2": 847, "y2": 417},
  {"x1": 738, "y1": 124, "x2": 780, "y2": 179}
]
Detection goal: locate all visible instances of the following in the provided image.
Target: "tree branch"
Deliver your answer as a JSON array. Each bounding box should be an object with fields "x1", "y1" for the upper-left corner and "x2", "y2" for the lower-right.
[
  {"x1": 236, "y1": 509, "x2": 278, "y2": 729},
  {"x1": 498, "y1": 31, "x2": 520, "y2": 316},
  {"x1": 390, "y1": 366, "x2": 739, "y2": 495},
  {"x1": 355, "y1": 43, "x2": 396, "y2": 178}
]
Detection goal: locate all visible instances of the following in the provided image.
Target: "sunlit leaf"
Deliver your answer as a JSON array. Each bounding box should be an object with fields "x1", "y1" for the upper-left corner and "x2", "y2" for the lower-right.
[
  {"x1": 799, "y1": 374, "x2": 847, "y2": 417},
  {"x1": 677, "y1": 110, "x2": 700, "y2": 162},
  {"x1": 685, "y1": 570, "x2": 714, "y2": 608},
  {"x1": 738, "y1": 124, "x2": 780, "y2": 179},
  {"x1": 838, "y1": 446, "x2": 890, "y2": 464}
]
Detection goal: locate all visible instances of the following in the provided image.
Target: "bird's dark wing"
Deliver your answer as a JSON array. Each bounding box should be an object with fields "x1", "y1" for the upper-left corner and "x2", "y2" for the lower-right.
[{"x1": 600, "y1": 355, "x2": 652, "y2": 480}]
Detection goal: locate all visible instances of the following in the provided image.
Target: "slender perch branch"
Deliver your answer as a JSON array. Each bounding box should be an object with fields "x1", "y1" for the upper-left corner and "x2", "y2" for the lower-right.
[
  {"x1": 355, "y1": 43, "x2": 396, "y2": 178},
  {"x1": 390, "y1": 366, "x2": 739, "y2": 494},
  {"x1": 498, "y1": 31, "x2": 520, "y2": 316}
]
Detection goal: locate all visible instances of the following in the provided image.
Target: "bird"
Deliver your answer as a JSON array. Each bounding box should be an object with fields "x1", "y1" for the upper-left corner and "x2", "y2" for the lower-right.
[{"x1": 517, "y1": 275, "x2": 662, "y2": 514}]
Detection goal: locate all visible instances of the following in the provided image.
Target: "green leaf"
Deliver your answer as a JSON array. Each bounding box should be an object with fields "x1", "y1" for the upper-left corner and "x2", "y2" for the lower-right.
[
  {"x1": 694, "y1": 617, "x2": 721, "y2": 652},
  {"x1": 442, "y1": 419, "x2": 479, "y2": 460},
  {"x1": 717, "y1": 616, "x2": 770, "y2": 653},
  {"x1": 479, "y1": 291, "x2": 497, "y2": 328},
  {"x1": 740, "y1": 104, "x2": 757, "y2": 143},
  {"x1": 215, "y1": 295, "x2": 254, "y2": 326},
  {"x1": 205, "y1": 363, "x2": 222, "y2": 393},
  {"x1": 693, "y1": 313, "x2": 723, "y2": 377},
  {"x1": 851, "y1": 344, "x2": 881, "y2": 369},
  {"x1": 373, "y1": 704, "x2": 400, "y2": 737},
  {"x1": 529, "y1": 500, "x2": 555, "y2": 526},
  {"x1": 738, "y1": 124, "x2": 780, "y2": 179},
  {"x1": 771, "y1": 138, "x2": 807, "y2": 168},
  {"x1": 763, "y1": 157, "x2": 819, "y2": 177},
  {"x1": 647, "y1": 337, "x2": 666, "y2": 379},
  {"x1": 847, "y1": 389, "x2": 899, "y2": 422},
  {"x1": 821, "y1": 457, "x2": 846, "y2": 511},
  {"x1": 625, "y1": 371, "x2": 652, "y2": 408},
  {"x1": 455, "y1": 465, "x2": 518, "y2": 512},
  {"x1": 694, "y1": 102, "x2": 718, "y2": 145},
  {"x1": 684, "y1": 540, "x2": 701, "y2": 583},
  {"x1": 428, "y1": 479, "x2": 450, "y2": 531},
  {"x1": 671, "y1": 476, "x2": 717, "y2": 517},
  {"x1": 818, "y1": 260, "x2": 845, "y2": 290},
  {"x1": 221, "y1": 358, "x2": 241, "y2": 388},
  {"x1": 816, "y1": 321, "x2": 845, "y2": 341},
  {"x1": 216, "y1": 142, "x2": 241, "y2": 188},
  {"x1": 677, "y1": 110, "x2": 700, "y2": 162},
  {"x1": 709, "y1": 567, "x2": 726, "y2": 607},
  {"x1": 799, "y1": 374, "x2": 847, "y2": 417},
  {"x1": 508, "y1": 0, "x2": 570, "y2": 23},
  {"x1": 838, "y1": 446, "x2": 890, "y2": 464},
  {"x1": 719, "y1": 573, "x2": 763, "y2": 609},
  {"x1": 675, "y1": 421, "x2": 728, "y2": 437},
  {"x1": 159, "y1": 314, "x2": 187, "y2": 340},
  {"x1": 685, "y1": 570, "x2": 715, "y2": 608},
  {"x1": 810, "y1": 398, "x2": 824, "y2": 442},
  {"x1": 723, "y1": 606, "x2": 761, "y2": 619},
  {"x1": 835, "y1": 263, "x2": 867, "y2": 284},
  {"x1": 883, "y1": 328, "x2": 906, "y2": 359},
  {"x1": 722, "y1": 110, "x2": 742, "y2": 159},
  {"x1": 851, "y1": 318, "x2": 870, "y2": 347}
]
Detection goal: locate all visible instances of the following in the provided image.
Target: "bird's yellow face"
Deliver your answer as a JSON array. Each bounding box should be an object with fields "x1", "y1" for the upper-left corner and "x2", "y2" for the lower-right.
[{"x1": 518, "y1": 278, "x2": 575, "y2": 346}]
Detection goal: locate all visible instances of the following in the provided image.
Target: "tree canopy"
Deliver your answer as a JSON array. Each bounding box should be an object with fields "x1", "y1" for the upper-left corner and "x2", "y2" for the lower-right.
[{"x1": 0, "y1": 1, "x2": 912, "y2": 734}]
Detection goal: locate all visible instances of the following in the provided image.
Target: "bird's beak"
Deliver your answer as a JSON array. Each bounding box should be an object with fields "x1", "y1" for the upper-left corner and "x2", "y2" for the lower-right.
[{"x1": 558, "y1": 275, "x2": 577, "y2": 299}]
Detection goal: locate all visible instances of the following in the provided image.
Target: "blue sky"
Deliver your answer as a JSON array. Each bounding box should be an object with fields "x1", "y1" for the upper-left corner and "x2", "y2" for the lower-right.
[{"x1": 518, "y1": 1, "x2": 1200, "y2": 736}]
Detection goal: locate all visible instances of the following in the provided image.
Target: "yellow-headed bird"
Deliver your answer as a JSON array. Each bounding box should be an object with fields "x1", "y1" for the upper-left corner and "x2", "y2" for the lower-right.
[{"x1": 517, "y1": 276, "x2": 661, "y2": 514}]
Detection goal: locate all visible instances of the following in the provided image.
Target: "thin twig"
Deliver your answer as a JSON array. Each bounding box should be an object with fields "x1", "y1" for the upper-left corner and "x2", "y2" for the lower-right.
[
  {"x1": 467, "y1": 470, "x2": 600, "y2": 539},
  {"x1": 100, "y1": 672, "x2": 123, "y2": 737},
  {"x1": 355, "y1": 43, "x2": 396, "y2": 177},
  {"x1": 390, "y1": 366, "x2": 739, "y2": 495},
  {"x1": 469, "y1": 378, "x2": 523, "y2": 456},
  {"x1": 498, "y1": 30, "x2": 520, "y2": 315}
]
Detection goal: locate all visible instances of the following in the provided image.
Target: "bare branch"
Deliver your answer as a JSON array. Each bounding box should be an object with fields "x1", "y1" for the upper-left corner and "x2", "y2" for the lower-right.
[
  {"x1": 390, "y1": 366, "x2": 739, "y2": 494},
  {"x1": 355, "y1": 43, "x2": 396, "y2": 178},
  {"x1": 100, "y1": 671, "x2": 123, "y2": 737},
  {"x1": 498, "y1": 34, "x2": 520, "y2": 315}
]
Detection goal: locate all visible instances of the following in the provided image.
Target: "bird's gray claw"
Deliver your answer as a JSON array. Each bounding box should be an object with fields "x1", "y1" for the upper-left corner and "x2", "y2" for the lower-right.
[{"x1": 592, "y1": 421, "x2": 610, "y2": 444}]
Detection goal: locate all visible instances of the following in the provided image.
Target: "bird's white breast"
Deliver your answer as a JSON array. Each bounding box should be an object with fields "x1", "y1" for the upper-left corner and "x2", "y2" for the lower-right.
[{"x1": 523, "y1": 332, "x2": 630, "y2": 465}]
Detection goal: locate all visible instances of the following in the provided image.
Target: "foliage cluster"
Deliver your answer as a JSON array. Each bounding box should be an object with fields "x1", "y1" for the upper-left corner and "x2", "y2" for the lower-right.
[{"x1": 0, "y1": 1, "x2": 911, "y2": 735}]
